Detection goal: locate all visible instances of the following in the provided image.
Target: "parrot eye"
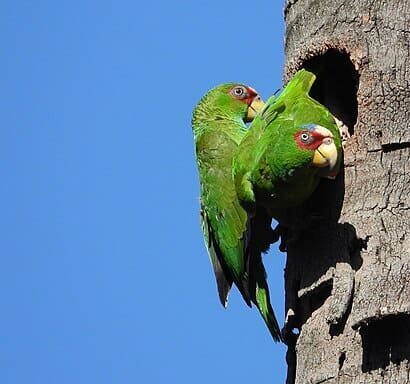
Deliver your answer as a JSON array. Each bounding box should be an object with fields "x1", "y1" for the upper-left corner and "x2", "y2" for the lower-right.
[
  {"x1": 230, "y1": 86, "x2": 247, "y2": 98},
  {"x1": 300, "y1": 132, "x2": 313, "y2": 144}
]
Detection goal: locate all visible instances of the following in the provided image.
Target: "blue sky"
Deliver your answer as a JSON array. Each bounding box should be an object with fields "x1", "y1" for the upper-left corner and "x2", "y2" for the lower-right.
[{"x1": 1, "y1": 1, "x2": 286, "y2": 383}]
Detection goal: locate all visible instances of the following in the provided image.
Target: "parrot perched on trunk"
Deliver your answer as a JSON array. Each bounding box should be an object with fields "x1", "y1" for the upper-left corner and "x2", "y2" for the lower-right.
[
  {"x1": 233, "y1": 69, "x2": 342, "y2": 222},
  {"x1": 192, "y1": 83, "x2": 282, "y2": 342}
]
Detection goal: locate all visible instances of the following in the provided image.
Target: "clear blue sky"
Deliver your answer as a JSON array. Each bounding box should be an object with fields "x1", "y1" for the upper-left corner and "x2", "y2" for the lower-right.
[{"x1": 1, "y1": 1, "x2": 286, "y2": 383}]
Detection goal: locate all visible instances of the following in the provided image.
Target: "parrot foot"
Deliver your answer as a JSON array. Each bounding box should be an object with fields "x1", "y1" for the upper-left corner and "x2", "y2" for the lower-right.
[{"x1": 334, "y1": 116, "x2": 350, "y2": 150}]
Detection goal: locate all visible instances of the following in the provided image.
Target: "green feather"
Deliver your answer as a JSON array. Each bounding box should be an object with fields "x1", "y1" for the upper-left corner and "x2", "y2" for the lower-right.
[
  {"x1": 233, "y1": 69, "x2": 343, "y2": 218},
  {"x1": 192, "y1": 84, "x2": 282, "y2": 341}
]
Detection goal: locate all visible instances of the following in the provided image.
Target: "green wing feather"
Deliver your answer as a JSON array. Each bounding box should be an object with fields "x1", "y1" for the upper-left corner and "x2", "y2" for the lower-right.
[
  {"x1": 200, "y1": 206, "x2": 233, "y2": 306},
  {"x1": 246, "y1": 209, "x2": 282, "y2": 341},
  {"x1": 193, "y1": 85, "x2": 282, "y2": 341},
  {"x1": 234, "y1": 69, "x2": 342, "y2": 216},
  {"x1": 196, "y1": 128, "x2": 251, "y2": 306}
]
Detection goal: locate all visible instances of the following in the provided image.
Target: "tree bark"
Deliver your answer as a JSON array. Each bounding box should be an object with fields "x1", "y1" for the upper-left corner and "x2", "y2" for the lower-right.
[{"x1": 282, "y1": 1, "x2": 410, "y2": 383}]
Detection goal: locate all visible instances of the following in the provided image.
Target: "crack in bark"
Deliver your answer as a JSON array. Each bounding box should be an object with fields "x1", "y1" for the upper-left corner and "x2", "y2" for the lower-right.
[
  {"x1": 367, "y1": 142, "x2": 410, "y2": 153},
  {"x1": 314, "y1": 377, "x2": 336, "y2": 384},
  {"x1": 381, "y1": 142, "x2": 410, "y2": 152}
]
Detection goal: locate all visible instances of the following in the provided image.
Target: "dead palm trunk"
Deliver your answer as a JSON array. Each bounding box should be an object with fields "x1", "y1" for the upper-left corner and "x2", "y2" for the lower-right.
[{"x1": 282, "y1": 1, "x2": 410, "y2": 383}]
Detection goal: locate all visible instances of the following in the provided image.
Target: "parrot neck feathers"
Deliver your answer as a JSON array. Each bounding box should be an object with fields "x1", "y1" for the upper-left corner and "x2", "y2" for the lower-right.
[{"x1": 192, "y1": 104, "x2": 246, "y2": 140}]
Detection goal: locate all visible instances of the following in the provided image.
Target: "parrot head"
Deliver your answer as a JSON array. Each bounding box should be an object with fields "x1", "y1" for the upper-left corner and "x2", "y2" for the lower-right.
[
  {"x1": 294, "y1": 124, "x2": 338, "y2": 172},
  {"x1": 271, "y1": 123, "x2": 340, "y2": 179},
  {"x1": 192, "y1": 83, "x2": 264, "y2": 129},
  {"x1": 227, "y1": 84, "x2": 265, "y2": 122}
]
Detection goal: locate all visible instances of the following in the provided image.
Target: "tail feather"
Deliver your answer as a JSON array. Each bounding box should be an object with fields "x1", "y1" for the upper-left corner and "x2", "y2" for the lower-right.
[
  {"x1": 279, "y1": 69, "x2": 316, "y2": 100},
  {"x1": 246, "y1": 212, "x2": 282, "y2": 342},
  {"x1": 238, "y1": 276, "x2": 252, "y2": 308},
  {"x1": 254, "y1": 268, "x2": 282, "y2": 342}
]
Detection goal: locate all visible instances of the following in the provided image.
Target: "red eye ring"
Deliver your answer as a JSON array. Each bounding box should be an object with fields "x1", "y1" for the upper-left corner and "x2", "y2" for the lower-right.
[{"x1": 294, "y1": 130, "x2": 321, "y2": 149}]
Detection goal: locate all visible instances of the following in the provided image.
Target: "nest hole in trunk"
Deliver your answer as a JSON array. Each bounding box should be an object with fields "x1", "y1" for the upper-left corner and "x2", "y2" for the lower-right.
[{"x1": 303, "y1": 49, "x2": 359, "y2": 137}]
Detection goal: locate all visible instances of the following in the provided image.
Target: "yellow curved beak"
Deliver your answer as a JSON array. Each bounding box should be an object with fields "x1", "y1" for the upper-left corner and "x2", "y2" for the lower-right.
[
  {"x1": 312, "y1": 137, "x2": 338, "y2": 169},
  {"x1": 245, "y1": 96, "x2": 264, "y2": 122}
]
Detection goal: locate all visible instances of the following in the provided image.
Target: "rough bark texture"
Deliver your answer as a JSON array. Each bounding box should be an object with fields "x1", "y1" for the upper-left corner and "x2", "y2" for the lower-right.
[{"x1": 282, "y1": 1, "x2": 410, "y2": 383}]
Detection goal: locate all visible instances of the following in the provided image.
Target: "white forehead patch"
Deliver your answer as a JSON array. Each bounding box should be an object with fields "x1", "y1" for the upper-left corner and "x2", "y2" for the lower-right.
[{"x1": 302, "y1": 124, "x2": 333, "y2": 138}]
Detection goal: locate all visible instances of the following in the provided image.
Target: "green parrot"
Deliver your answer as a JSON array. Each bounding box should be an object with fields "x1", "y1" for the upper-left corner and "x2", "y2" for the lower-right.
[
  {"x1": 192, "y1": 83, "x2": 282, "y2": 342},
  {"x1": 233, "y1": 69, "x2": 342, "y2": 223}
]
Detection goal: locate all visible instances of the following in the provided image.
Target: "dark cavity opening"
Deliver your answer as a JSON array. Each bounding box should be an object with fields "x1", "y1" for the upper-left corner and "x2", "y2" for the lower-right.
[
  {"x1": 303, "y1": 49, "x2": 359, "y2": 136},
  {"x1": 339, "y1": 351, "x2": 346, "y2": 370},
  {"x1": 360, "y1": 314, "x2": 410, "y2": 372}
]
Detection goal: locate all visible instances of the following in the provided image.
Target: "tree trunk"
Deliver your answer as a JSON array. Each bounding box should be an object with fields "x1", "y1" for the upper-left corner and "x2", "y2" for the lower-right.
[{"x1": 282, "y1": 1, "x2": 410, "y2": 383}]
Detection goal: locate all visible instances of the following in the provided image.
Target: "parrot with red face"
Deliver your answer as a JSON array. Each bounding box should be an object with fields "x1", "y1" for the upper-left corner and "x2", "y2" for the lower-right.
[
  {"x1": 233, "y1": 69, "x2": 342, "y2": 223},
  {"x1": 192, "y1": 83, "x2": 282, "y2": 341}
]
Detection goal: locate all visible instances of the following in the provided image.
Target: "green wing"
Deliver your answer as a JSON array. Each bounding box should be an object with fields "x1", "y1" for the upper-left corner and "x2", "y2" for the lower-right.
[
  {"x1": 197, "y1": 129, "x2": 251, "y2": 307},
  {"x1": 200, "y1": 206, "x2": 233, "y2": 306},
  {"x1": 192, "y1": 83, "x2": 284, "y2": 341},
  {"x1": 197, "y1": 126, "x2": 282, "y2": 340},
  {"x1": 234, "y1": 69, "x2": 342, "y2": 212},
  {"x1": 246, "y1": 209, "x2": 282, "y2": 341}
]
